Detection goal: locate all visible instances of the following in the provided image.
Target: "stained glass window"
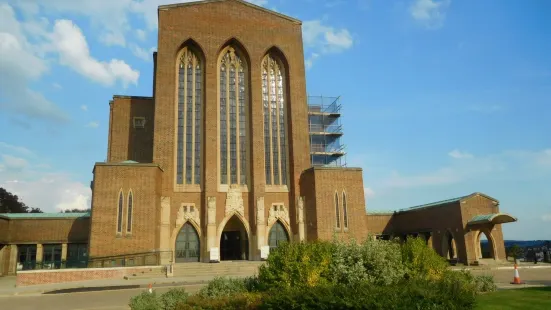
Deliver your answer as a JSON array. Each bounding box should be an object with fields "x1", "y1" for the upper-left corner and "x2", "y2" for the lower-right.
[
  {"x1": 262, "y1": 54, "x2": 288, "y2": 186},
  {"x1": 117, "y1": 191, "x2": 123, "y2": 233},
  {"x1": 176, "y1": 47, "x2": 202, "y2": 185},
  {"x1": 220, "y1": 47, "x2": 248, "y2": 185}
]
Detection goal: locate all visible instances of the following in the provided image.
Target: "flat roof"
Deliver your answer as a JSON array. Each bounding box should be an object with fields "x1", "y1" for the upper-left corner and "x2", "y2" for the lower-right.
[{"x1": 0, "y1": 212, "x2": 90, "y2": 220}]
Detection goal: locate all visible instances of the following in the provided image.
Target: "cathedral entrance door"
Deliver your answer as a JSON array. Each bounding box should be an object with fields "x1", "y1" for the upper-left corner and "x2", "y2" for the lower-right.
[
  {"x1": 175, "y1": 223, "x2": 200, "y2": 262},
  {"x1": 220, "y1": 215, "x2": 249, "y2": 260},
  {"x1": 268, "y1": 220, "x2": 289, "y2": 252}
]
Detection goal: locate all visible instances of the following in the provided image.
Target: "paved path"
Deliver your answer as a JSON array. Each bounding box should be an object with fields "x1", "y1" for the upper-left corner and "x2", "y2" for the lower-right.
[
  {"x1": 1, "y1": 285, "x2": 203, "y2": 310},
  {"x1": 470, "y1": 267, "x2": 551, "y2": 289}
]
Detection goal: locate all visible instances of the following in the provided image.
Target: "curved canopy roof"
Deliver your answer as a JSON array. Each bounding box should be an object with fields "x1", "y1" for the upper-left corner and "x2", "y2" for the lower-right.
[{"x1": 467, "y1": 213, "x2": 517, "y2": 226}]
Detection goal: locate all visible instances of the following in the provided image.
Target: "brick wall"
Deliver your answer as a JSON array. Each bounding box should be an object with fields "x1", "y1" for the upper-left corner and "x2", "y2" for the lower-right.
[
  {"x1": 108, "y1": 96, "x2": 155, "y2": 163},
  {"x1": 0, "y1": 218, "x2": 8, "y2": 243},
  {"x1": 16, "y1": 266, "x2": 164, "y2": 287},
  {"x1": 301, "y1": 167, "x2": 367, "y2": 242},
  {"x1": 366, "y1": 214, "x2": 394, "y2": 235},
  {"x1": 5, "y1": 218, "x2": 89, "y2": 244},
  {"x1": 89, "y1": 163, "x2": 163, "y2": 258}
]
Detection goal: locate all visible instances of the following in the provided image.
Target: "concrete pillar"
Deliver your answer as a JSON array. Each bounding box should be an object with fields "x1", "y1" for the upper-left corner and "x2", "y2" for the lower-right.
[
  {"x1": 297, "y1": 196, "x2": 305, "y2": 242},
  {"x1": 206, "y1": 197, "x2": 217, "y2": 262},
  {"x1": 159, "y1": 196, "x2": 171, "y2": 264},
  {"x1": 36, "y1": 244, "x2": 43, "y2": 263},
  {"x1": 256, "y1": 197, "x2": 266, "y2": 260},
  {"x1": 61, "y1": 243, "x2": 68, "y2": 262},
  {"x1": 8, "y1": 245, "x2": 18, "y2": 275}
]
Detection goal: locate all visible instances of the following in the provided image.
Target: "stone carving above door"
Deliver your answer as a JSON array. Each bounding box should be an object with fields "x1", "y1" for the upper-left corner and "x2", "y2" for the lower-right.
[
  {"x1": 225, "y1": 184, "x2": 244, "y2": 217},
  {"x1": 268, "y1": 203, "x2": 290, "y2": 227},
  {"x1": 176, "y1": 203, "x2": 200, "y2": 227}
]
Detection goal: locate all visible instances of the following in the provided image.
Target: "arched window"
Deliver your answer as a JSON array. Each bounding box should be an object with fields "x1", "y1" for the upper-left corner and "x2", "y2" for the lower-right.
[
  {"x1": 219, "y1": 46, "x2": 248, "y2": 185},
  {"x1": 262, "y1": 53, "x2": 288, "y2": 186},
  {"x1": 342, "y1": 191, "x2": 348, "y2": 229},
  {"x1": 126, "y1": 191, "x2": 133, "y2": 233},
  {"x1": 335, "y1": 192, "x2": 340, "y2": 229},
  {"x1": 176, "y1": 46, "x2": 202, "y2": 185},
  {"x1": 117, "y1": 190, "x2": 123, "y2": 233}
]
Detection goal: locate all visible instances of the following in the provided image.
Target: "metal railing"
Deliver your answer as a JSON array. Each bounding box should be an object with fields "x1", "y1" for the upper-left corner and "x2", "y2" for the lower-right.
[
  {"x1": 307, "y1": 96, "x2": 341, "y2": 114},
  {"x1": 310, "y1": 144, "x2": 345, "y2": 153},
  {"x1": 309, "y1": 124, "x2": 343, "y2": 134},
  {"x1": 17, "y1": 259, "x2": 88, "y2": 271}
]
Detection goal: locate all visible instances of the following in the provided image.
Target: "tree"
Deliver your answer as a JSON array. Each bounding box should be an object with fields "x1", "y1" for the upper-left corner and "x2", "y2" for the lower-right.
[
  {"x1": 0, "y1": 187, "x2": 43, "y2": 213},
  {"x1": 507, "y1": 244, "x2": 523, "y2": 263}
]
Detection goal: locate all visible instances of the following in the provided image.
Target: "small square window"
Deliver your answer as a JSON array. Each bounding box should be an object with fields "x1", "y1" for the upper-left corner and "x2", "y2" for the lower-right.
[{"x1": 133, "y1": 117, "x2": 146, "y2": 129}]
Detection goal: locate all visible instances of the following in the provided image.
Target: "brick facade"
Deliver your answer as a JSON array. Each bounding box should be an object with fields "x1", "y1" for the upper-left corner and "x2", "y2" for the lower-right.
[{"x1": 0, "y1": 1, "x2": 516, "y2": 281}]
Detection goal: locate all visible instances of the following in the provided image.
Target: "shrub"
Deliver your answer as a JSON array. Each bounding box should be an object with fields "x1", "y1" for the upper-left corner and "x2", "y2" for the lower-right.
[
  {"x1": 474, "y1": 275, "x2": 497, "y2": 293},
  {"x1": 257, "y1": 241, "x2": 334, "y2": 289},
  {"x1": 198, "y1": 277, "x2": 248, "y2": 298},
  {"x1": 178, "y1": 293, "x2": 262, "y2": 310},
  {"x1": 330, "y1": 238, "x2": 406, "y2": 285},
  {"x1": 129, "y1": 291, "x2": 161, "y2": 310},
  {"x1": 159, "y1": 288, "x2": 189, "y2": 310},
  {"x1": 401, "y1": 237, "x2": 449, "y2": 281},
  {"x1": 259, "y1": 278, "x2": 477, "y2": 310}
]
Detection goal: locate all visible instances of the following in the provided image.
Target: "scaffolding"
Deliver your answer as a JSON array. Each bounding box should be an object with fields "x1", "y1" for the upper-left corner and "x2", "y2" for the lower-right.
[{"x1": 307, "y1": 95, "x2": 347, "y2": 167}]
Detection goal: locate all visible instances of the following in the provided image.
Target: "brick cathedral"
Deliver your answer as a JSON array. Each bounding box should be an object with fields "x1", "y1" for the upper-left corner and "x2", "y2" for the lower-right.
[{"x1": 0, "y1": 0, "x2": 517, "y2": 276}]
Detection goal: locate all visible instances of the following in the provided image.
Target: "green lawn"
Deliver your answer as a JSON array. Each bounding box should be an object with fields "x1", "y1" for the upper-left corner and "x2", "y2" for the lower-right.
[{"x1": 476, "y1": 287, "x2": 551, "y2": 310}]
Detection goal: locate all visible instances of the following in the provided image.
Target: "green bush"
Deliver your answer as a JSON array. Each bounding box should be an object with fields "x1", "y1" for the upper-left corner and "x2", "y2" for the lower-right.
[
  {"x1": 129, "y1": 291, "x2": 161, "y2": 310},
  {"x1": 198, "y1": 277, "x2": 249, "y2": 298},
  {"x1": 474, "y1": 275, "x2": 497, "y2": 293},
  {"x1": 178, "y1": 293, "x2": 262, "y2": 310},
  {"x1": 401, "y1": 237, "x2": 449, "y2": 281},
  {"x1": 257, "y1": 241, "x2": 334, "y2": 289},
  {"x1": 259, "y1": 277, "x2": 477, "y2": 310},
  {"x1": 330, "y1": 238, "x2": 406, "y2": 285},
  {"x1": 159, "y1": 288, "x2": 189, "y2": 310}
]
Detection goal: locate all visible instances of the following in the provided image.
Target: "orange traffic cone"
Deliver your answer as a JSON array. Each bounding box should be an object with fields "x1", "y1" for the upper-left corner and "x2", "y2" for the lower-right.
[
  {"x1": 510, "y1": 264, "x2": 525, "y2": 284},
  {"x1": 148, "y1": 283, "x2": 153, "y2": 293}
]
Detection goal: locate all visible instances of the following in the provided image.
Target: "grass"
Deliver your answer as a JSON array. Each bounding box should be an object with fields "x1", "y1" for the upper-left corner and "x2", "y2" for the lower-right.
[{"x1": 476, "y1": 287, "x2": 551, "y2": 310}]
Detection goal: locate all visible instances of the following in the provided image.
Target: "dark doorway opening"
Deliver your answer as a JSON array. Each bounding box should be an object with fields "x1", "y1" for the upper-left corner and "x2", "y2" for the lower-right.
[{"x1": 220, "y1": 215, "x2": 249, "y2": 260}]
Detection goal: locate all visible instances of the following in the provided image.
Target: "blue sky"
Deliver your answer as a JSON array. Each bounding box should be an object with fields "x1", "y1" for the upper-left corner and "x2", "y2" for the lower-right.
[{"x1": 0, "y1": 0, "x2": 549, "y2": 240}]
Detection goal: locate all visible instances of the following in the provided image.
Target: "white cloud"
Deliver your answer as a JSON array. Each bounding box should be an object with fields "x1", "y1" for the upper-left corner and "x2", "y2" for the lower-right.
[
  {"x1": 86, "y1": 121, "x2": 99, "y2": 128},
  {"x1": 135, "y1": 28, "x2": 147, "y2": 41},
  {"x1": 0, "y1": 3, "x2": 69, "y2": 122},
  {"x1": 410, "y1": 0, "x2": 451, "y2": 29},
  {"x1": 1, "y1": 155, "x2": 29, "y2": 171},
  {"x1": 365, "y1": 187, "x2": 375, "y2": 199},
  {"x1": 0, "y1": 145, "x2": 91, "y2": 212},
  {"x1": 130, "y1": 44, "x2": 155, "y2": 62},
  {"x1": 542, "y1": 214, "x2": 551, "y2": 222},
  {"x1": 52, "y1": 82, "x2": 62, "y2": 89},
  {"x1": 50, "y1": 20, "x2": 139, "y2": 87},
  {"x1": 80, "y1": 105, "x2": 88, "y2": 111},
  {"x1": 448, "y1": 149, "x2": 474, "y2": 159},
  {"x1": 381, "y1": 149, "x2": 551, "y2": 189},
  {"x1": 0, "y1": 142, "x2": 35, "y2": 157},
  {"x1": 303, "y1": 20, "x2": 354, "y2": 53},
  {"x1": 302, "y1": 20, "x2": 354, "y2": 69}
]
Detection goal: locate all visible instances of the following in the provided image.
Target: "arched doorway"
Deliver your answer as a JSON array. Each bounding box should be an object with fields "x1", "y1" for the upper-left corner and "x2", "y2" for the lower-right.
[
  {"x1": 476, "y1": 231, "x2": 495, "y2": 259},
  {"x1": 220, "y1": 215, "x2": 249, "y2": 260},
  {"x1": 268, "y1": 220, "x2": 289, "y2": 252},
  {"x1": 441, "y1": 231, "x2": 458, "y2": 260},
  {"x1": 175, "y1": 222, "x2": 200, "y2": 262}
]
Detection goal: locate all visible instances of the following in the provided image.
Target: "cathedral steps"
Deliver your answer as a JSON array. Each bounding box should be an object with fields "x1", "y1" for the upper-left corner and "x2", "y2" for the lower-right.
[{"x1": 173, "y1": 261, "x2": 264, "y2": 277}]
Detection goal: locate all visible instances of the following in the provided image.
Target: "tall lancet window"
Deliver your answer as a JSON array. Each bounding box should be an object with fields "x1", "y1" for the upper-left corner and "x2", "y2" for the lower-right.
[
  {"x1": 219, "y1": 47, "x2": 248, "y2": 185},
  {"x1": 262, "y1": 54, "x2": 288, "y2": 186},
  {"x1": 117, "y1": 191, "x2": 124, "y2": 234},
  {"x1": 176, "y1": 47, "x2": 202, "y2": 185}
]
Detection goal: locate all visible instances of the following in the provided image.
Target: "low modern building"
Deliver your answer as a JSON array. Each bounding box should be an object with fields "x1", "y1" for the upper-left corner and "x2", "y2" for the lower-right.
[{"x1": 0, "y1": 0, "x2": 517, "y2": 276}]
